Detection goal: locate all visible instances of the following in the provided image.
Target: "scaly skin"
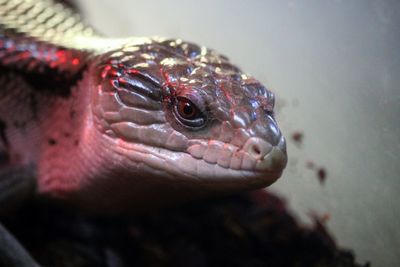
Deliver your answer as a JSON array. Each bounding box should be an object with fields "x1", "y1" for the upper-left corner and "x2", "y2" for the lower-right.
[{"x1": 0, "y1": 0, "x2": 287, "y2": 213}]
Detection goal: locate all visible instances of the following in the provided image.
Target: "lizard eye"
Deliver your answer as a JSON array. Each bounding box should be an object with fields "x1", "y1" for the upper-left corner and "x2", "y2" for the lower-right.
[
  {"x1": 173, "y1": 96, "x2": 207, "y2": 129},
  {"x1": 178, "y1": 97, "x2": 197, "y2": 119}
]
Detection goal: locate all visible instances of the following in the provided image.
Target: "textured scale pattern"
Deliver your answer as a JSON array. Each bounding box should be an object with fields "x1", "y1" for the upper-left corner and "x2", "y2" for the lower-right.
[
  {"x1": 93, "y1": 40, "x2": 284, "y2": 172},
  {"x1": 0, "y1": 0, "x2": 287, "y2": 212},
  {"x1": 0, "y1": 0, "x2": 98, "y2": 76}
]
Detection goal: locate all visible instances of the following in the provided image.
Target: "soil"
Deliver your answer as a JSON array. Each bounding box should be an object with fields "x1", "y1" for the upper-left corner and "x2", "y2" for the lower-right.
[{"x1": 4, "y1": 190, "x2": 369, "y2": 267}]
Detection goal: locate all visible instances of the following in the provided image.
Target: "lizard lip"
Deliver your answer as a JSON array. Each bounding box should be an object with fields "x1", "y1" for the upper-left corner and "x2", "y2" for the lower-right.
[
  {"x1": 116, "y1": 136, "x2": 286, "y2": 182},
  {"x1": 186, "y1": 135, "x2": 287, "y2": 174}
]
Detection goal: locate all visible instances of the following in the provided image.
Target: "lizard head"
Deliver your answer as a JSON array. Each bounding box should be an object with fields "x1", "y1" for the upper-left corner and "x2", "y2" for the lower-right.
[{"x1": 79, "y1": 38, "x2": 287, "y2": 212}]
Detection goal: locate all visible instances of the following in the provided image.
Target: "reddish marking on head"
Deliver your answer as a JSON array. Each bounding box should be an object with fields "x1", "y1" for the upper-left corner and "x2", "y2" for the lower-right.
[
  {"x1": 56, "y1": 50, "x2": 67, "y2": 63},
  {"x1": 117, "y1": 76, "x2": 126, "y2": 83},
  {"x1": 219, "y1": 83, "x2": 232, "y2": 103},
  {"x1": 101, "y1": 65, "x2": 112, "y2": 79},
  {"x1": 160, "y1": 68, "x2": 168, "y2": 81},
  {"x1": 20, "y1": 51, "x2": 30, "y2": 59},
  {"x1": 159, "y1": 68, "x2": 179, "y2": 99},
  {"x1": 126, "y1": 68, "x2": 139, "y2": 75},
  {"x1": 72, "y1": 58, "x2": 80, "y2": 65}
]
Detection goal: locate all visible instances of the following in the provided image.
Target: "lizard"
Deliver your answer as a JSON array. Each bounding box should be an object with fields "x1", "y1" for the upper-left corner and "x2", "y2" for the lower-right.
[{"x1": 0, "y1": 0, "x2": 287, "y2": 265}]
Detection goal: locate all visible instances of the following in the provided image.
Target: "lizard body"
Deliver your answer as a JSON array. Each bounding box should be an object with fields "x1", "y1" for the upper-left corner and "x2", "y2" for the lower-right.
[{"x1": 0, "y1": 0, "x2": 287, "y2": 213}]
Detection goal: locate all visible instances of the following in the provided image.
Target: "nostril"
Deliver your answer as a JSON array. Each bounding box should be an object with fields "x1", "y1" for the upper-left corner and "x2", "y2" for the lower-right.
[
  {"x1": 250, "y1": 144, "x2": 262, "y2": 157},
  {"x1": 243, "y1": 137, "x2": 273, "y2": 160}
]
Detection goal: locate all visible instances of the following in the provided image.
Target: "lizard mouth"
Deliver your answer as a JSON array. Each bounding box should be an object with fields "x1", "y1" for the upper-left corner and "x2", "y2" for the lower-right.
[
  {"x1": 114, "y1": 134, "x2": 287, "y2": 187},
  {"x1": 186, "y1": 135, "x2": 287, "y2": 174}
]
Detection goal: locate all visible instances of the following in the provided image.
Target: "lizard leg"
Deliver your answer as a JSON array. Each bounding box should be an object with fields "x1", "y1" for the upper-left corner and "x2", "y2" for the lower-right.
[{"x1": 0, "y1": 166, "x2": 41, "y2": 267}]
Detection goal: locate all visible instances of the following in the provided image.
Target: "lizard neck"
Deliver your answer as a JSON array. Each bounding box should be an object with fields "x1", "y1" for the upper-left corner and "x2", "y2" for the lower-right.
[
  {"x1": 36, "y1": 71, "x2": 97, "y2": 197},
  {"x1": 0, "y1": 69, "x2": 100, "y2": 196}
]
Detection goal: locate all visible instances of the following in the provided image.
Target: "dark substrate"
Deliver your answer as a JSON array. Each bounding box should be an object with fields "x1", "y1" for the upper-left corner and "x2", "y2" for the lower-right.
[{"x1": 4, "y1": 190, "x2": 369, "y2": 267}]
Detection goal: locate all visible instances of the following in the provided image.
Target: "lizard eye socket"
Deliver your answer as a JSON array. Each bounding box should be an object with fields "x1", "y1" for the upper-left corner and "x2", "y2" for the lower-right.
[{"x1": 174, "y1": 96, "x2": 207, "y2": 129}]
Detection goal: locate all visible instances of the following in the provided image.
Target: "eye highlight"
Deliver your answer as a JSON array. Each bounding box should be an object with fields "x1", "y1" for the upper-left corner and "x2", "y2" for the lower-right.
[{"x1": 173, "y1": 96, "x2": 207, "y2": 129}]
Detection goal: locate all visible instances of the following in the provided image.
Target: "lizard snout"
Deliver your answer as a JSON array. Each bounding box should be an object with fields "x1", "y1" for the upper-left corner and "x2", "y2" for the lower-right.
[{"x1": 243, "y1": 136, "x2": 287, "y2": 172}]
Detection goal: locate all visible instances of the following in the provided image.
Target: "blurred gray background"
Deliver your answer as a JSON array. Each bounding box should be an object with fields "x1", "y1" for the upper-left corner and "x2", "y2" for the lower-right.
[{"x1": 79, "y1": 1, "x2": 400, "y2": 266}]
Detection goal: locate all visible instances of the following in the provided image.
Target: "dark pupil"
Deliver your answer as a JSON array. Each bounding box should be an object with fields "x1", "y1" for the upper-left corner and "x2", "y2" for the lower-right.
[
  {"x1": 178, "y1": 99, "x2": 197, "y2": 119},
  {"x1": 183, "y1": 103, "x2": 193, "y2": 116}
]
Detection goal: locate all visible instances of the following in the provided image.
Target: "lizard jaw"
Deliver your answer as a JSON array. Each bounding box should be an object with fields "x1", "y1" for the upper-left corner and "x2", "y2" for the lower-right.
[{"x1": 114, "y1": 134, "x2": 286, "y2": 188}]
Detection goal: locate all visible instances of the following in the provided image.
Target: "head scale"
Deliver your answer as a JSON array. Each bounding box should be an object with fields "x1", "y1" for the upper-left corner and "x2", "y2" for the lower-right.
[{"x1": 81, "y1": 38, "x2": 287, "y2": 211}]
